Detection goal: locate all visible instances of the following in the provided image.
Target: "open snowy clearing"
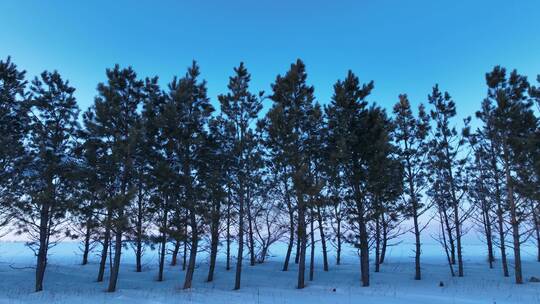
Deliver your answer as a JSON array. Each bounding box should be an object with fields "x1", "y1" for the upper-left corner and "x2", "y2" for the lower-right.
[{"x1": 1, "y1": 241, "x2": 540, "y2": 304}]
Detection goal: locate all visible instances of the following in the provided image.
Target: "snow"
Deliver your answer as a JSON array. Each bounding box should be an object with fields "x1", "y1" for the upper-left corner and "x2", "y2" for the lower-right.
[{"x1": 1, "y1": 240, "x2": 540, "y2": 303}]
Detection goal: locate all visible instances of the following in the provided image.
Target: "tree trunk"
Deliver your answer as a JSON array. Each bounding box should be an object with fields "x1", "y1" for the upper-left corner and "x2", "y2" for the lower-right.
[
  {"x1": 316, "y1": 206, "x2": 328, "y2": 271},
  {"x1": 309, "y1": 208, "x2": 315, "y2": 281},
  {"x1": 374, "y1": 216, "x2": 380, "y2": 273},
  {"x1": 97, "y1": 208, "x2": 112, "y2": 282},
  {"x1": 533, "y1": 202, "x2": 540, "y2": 262},
  {"x1": 247, "y1": 202, "x2": 256, "y2": 266},
  {"x1": 283, "y1": 191, "x2": 295, "y2": 271},
  {"x1": 491, "y1": 147, "x2": 509, "y2": 276},
  {"x1": 107, "y1": 218, "x2": 123, "y2": 292},
  {"x1": 183, "y1": 210, "x2": 198, "y2": 289},
  {"x1": 504, "y1": 151, "x2": 522, "y2": 284},
  {"x1": 295, "y1": 231, "x2": 301, "y2": 265},
  {"x1": 234, "y1": 188, "x2": 245, "y2": 290},
  {"x1": 380, "y1": 219, "x2": 388, "y2": 264},
  {"x1": 82, "y1": 219, "x2": 92, "y2": 266},
  {"x1": 413, "y1": 204, "x2": 421, "y2": 280},
  {"x1": 440, "y1": 209, "x2": 455, "y2": 277},
  {"x1": 35, "y1": 204, "x2": 50, "y2": 292},
  {"x1": 442, "y1": 208, "x2": 456, "y2": 264},
  {"x1": 453, "y1": 202, "x2": 464, "y2": 277},
  {"x1": 171, "y1": 239, "x2": 180, "y2": 266},
  {"x1": 135, "y1": 188, "x2": 144, "y2": 273},
  {"x1": 207, "y1": 203, "x2": 220, "y2": 282},
  {"x1": 226, "y1": 198, "x2": 231, "y2": 271},
  {"x1": 158, "y1": 209, "x2": 168, "y2": 282},
  {"x1": 297, "y1": 200, "x2": 307, "y2": 289},
  {"x1": 336, "y1": 207, "x2": 341, "y2": 266}
]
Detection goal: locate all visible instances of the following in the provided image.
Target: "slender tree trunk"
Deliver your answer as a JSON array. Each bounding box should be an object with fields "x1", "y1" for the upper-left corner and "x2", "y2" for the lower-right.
[
  {"x1": 234, "y1": 191, "x2": 245, "y2": 290},
  {"x1": 309, "y1": 209, "x2": 315, "y2": 281},
  {"x1": 295, "y1": 231, "x2": 301, "y2": 264},
  {"x1": 359, "y1": 218, "x2": 369, "y2": 287},
  {"x1": 380, "y1": 218, "x2": 388, "y2": 264},
  {"x1": 533, "y1": 202, "x2": 540, "y2": 262},
  {"x1": 491, "y1": 147, "x2": 509, "y2": 276},
  {"x1": 483, "y1": 204, "x2": 495, "y2": 269},
  {"x1": 158, "y1": 209, "x2": 168, "y2": 282},
  {"x1": 297, "y1": 199, "x2": 307, "y2": 289},
  {"x1": 316, "y1": 206, "x2": 328, "y2": 271},
  {"x1": 226, "y1": 198, "x2": 231, "y2": 271},
  {"x1": 183, "y1": 210, "x2": 198, "y2": 289},
  {"x1": 504, "y1": 151, "x2": 522, "y2": 284},
  {"x1": 97, "y1": 208, "x2": 112, "y2": 282},
  {"x1": 413, "y1": 205, "x2": 421, "y2": 280},
  {"x1": 335, "y1": 207, "x2": 341, "y2": 266},
  {"x1": 107, "y1": 212, "x2": 123, "y2": 292},
  {"x1": 171, "y1": 239, "x2": 180, "y2": 266},
  {"x1": 82, "y1": 218, "x2": 92, "y2": 266},
  {"x1": 182, "y1": 210, "x2": 188, "y2": 271},
  {"x1": 35, "y1": 204, "x2": 50, "y2": 292},
  {"x1": 440, "y1": 209, "x2": 455, "y2": 277},
  {"x1": 135, "y1": 187, "x2": 144, "y2": 273},
  {"x1": 247, "y1": 202, "x2": 256, "y2": 266},
  {"x1": 375, "y1": 216, "x2": 380, "y2": 273},
  {"x1": 283, "y1": 191, "x2": 295, "y2": 271},
  {"x1": 442, "y1": 208, "x2": 456, "y2": 264},
  {"x1": 453, "y1": 202, "x2": 464, "y2": 277},
  {"x1": 207, "y1": 203, "x2": 220, "y2": 282}
]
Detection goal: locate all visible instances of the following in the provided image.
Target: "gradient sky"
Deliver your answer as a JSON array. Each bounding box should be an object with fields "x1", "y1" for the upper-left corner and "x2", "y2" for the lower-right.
[{"x1": 2, "y1": 0, "x2": 540, "y2": 122}]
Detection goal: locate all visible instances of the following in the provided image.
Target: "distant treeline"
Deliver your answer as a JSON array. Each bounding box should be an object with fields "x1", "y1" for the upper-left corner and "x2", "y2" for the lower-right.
[{"x1": 0, "y1": 57, "x2": 539, "y2": 292}]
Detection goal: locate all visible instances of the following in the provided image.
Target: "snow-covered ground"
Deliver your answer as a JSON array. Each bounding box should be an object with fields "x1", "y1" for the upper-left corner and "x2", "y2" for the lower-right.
[{"x1": 1, "y1": 240, "x2": 540, "y2": 304}]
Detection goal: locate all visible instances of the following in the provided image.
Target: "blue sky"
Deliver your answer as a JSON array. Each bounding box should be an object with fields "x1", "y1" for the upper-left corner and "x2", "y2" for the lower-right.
[{"x1": 1, "y1": 0, "x2": 540, "y2": 121}]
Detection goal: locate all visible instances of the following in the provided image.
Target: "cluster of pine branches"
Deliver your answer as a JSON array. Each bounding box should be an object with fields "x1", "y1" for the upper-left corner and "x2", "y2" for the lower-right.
[{"x1": 0, "y1": 57, "x2": 539, "y2": 292}]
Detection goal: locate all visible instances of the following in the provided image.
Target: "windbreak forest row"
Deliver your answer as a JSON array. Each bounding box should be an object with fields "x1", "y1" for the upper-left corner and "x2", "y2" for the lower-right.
[{"x1": 1, "y1": 57, "x2": 539, "y2": 292}]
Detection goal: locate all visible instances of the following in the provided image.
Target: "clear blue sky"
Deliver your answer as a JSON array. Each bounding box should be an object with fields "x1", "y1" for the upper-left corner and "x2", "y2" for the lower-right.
[{"x1": 2, "y1": 0, "x2": 540, "y2": 120}]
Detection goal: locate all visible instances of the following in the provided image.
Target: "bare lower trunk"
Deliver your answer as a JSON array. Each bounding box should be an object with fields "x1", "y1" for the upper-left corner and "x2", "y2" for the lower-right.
[
  {"x1": 82, "y1": 220, "x2": 92, "y2": 266},
  {"x1": 297, "y1": 202, "x2": 307, "y2": 289},
  {"x1": 359, "y1": 218, "x2": 369, "y2": 287},
  {"x1": 495, "y1": 192, "x2": 509, "y2": 276},
  {"x1": 183, "y1": 211, "x2": 198, "y2": 289},
  {"x1": 283, "y1": 197, "x2": 295, "y2": 271},
  {"x1": 97, "y1": 208, "x2": 112, "y2": 282},
  {"x1": 107, "y1": 221, "x2": 123, "y2": 292},
  {"x1": 375, "y1": 216, "x2": 380, "y2": 273},
  {"x1": 316, "y1": 206, "x2": 328, "y2": 271},
  {"x1": 336, "y1": 214, "x2": 342, "y2": 266},
  {"x1": 442, "y1": 208, "x2": 456, "y2": 264},
  {"x1": 309, "y1": 209, "x2": 315, "y2": 281},
  {"x1": 171, "y1": 239, "x2": 180, "y2": 266},
  {"x1": 35, "y1": 204, "x2": 50, "y2": 292},
  {"x1": 247, "y1": 204, "x2": 256, "y2": 266},
  {"x1": 207, "y1": 207, "x2": 219, "y2": 282},
  {"x1": 440, "y1": 210, "x2": 455, "y2": 277},
  {"x1": 380, "y1": 217, "x2": 388, "y2": 264},
  {"x1": 226, "y1": 199, "x2": 231, "y2": 271},
  {"x1": 453, "y1": 203, "x2": 464, "y2": 277},
  {"x1": 234, "y1": 191, "x2": 245, "y2": 290},
  {"x1": 158, "y1": 210, "x2": 168, "y2": 282},
  {"x1": 413, "y1": 207, "x2": 421, "y2": 280}
]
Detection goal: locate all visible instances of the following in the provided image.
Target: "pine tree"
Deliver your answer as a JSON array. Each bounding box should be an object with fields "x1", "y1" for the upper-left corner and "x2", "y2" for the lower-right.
[
  {"x1": 85, "y1": 65, "x2": 144, "y2": 292},
  {"x1": 14, "y1": 70, "x2": 80, "y2": 292},
  {"x1": 392, "y1": 94, "x2": 431, "y2": 280},
  {"x1": 218, "y1": 63, "x2": 262, "y2": 289},
  {"x1": 263, "y1": 59, "x2": 316, "y2": 289},
  {"x1": 0, "y1": 57, "x2": 27, "y2": 238},
  {"x1": 164, "y1": 62, "x2": 214, "y2": 289},
  {"x1": 325, "y1": 70, "x2": 374, "y2": 286},
  {"x1": 427, "y1": 85, "x2": 470, "y2": 278},
  {"x1": 484, "y1": 66, "x2": 537, "y2": 284}
]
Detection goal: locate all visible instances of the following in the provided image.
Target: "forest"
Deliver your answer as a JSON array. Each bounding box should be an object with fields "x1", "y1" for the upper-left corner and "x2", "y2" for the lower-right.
[{"x1": 1, "y1": 56, "x2": 539, "y2": 294}]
